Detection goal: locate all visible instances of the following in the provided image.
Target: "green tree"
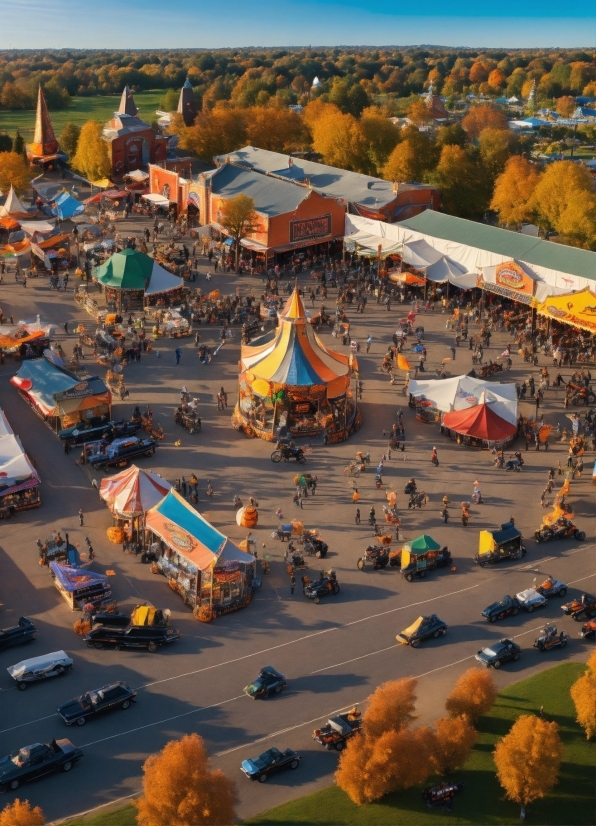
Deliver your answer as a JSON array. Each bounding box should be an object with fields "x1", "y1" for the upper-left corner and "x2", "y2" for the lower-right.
[
  {"x1": 13, "y1": 130, "x2": 25, "y2": 157},
  {"x1": 436, "y1": 123, "x2": 468, "y2": 148},
  {"x1": 60, "y1": 122, "x2": 81, "y2": 159},
  {"x1": 159, "y1": 89, "x2": 180, "y2": 111},
  {"x1": 72, "y1": 120, "x2": 111, "y2": 182},
  {"x1": 219, "y1": 194, "x2": 260, "y2": 268},
  {"x1": 0, "y1": 133, "x2": 12, "y2": 153},
  {"x1": 432, "y1": 144, "x2": 489, "y2": 219}
]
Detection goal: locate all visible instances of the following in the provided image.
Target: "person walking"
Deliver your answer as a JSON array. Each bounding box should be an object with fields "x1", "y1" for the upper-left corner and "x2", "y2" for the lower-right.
[
  {"x1": 175, "y1": 347, "x2": 181, "y2": 365},
  {"x1": 64, "y1": 322, "x2": 68, "y2": 335},
  {"x1": 85, "y1": 538, "x2": 95, "y2": 561},
  {"x1": 355, "y1": 508, "x2": 361, "y2": 524},
  {"x1": 78, "y1": 508, "x2": 84, "y2": 526}
]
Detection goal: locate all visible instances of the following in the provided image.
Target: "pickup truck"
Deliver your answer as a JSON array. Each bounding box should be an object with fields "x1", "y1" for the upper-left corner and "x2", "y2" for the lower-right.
[
  {"x1": 84, "y1": 436, "x2": 156, "y2": 470},
  {"x1": 313, "y1": 708, "x2": 362, "y2": 751},
  {"x1": 59, "y1": 418, "x2": 139, "y2": 446}
]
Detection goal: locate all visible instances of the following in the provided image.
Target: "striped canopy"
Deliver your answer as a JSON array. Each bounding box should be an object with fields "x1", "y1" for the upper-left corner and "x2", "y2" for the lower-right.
[
  {"x1": 99, "y1": 465, "x2": 172, "y2": 516},
  {"x1": 241, "y1": 288, "x2": 350, "y2": 392}
]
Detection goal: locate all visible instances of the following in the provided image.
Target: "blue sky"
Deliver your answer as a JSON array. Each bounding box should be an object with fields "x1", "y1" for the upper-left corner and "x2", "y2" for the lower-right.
[{"x1": 0, "y1": 0, "x2": 594, "y2": 48}]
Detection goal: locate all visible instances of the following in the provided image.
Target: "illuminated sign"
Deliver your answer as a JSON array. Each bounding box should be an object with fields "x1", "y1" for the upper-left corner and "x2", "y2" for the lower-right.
[{"x1": 289, "y1": 214, "x2": 331, "y2": 243}]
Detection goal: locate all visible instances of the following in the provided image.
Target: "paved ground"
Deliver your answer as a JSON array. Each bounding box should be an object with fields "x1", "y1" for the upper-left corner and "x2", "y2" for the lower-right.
[{"x1": 0, "y1": 203, "x2": 594, "y2": 824}]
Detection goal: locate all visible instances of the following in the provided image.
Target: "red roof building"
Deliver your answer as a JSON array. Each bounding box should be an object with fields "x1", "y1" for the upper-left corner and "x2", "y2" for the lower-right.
[{"x1": 103, "y1": 87, "x2": 167, "y2": 176}]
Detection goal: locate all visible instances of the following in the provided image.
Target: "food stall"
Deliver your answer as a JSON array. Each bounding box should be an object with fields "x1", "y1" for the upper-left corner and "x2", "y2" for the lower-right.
[
  {"x1": 0, "y1": 409, "x2": 40, "y2": 517},
  {"x1": 49, "y1": 562, "x2": 113, "y2": 612},
  {"x1": 145, "y1": 490, "x2": 257, "y2": 622},
  {"x1": 99, "y1": 464, "x2": 172, "y2": 543},
  {"x1": 233, "y1": 288, "x2": 361, "y2": 443}
]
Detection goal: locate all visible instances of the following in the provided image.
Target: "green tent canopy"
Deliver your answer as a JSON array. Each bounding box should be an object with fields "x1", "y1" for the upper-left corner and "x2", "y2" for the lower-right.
[
  {"x1": 95, "y1": 248, "x2": 154, "y2": 291},
  {"x1": 408, "y1": 534, "x2": 441, "y2": 552}
]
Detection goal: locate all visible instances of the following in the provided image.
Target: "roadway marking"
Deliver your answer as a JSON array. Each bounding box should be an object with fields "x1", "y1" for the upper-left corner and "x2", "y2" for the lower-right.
[
  {"x1": 310, "y1": 645, "x2": 400, "y2": 674},
  {"x1": 0, "y1": 713, "x2": 56, "y2": 735}
]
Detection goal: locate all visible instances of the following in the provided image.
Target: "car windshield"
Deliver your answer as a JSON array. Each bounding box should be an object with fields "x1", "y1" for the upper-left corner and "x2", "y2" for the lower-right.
[
  {"x1": 246, "y1": 682, "x2": 260, "y2": 693},
  {"x1": 483, "y1": 647, "x2": 500, "y2": 657}
]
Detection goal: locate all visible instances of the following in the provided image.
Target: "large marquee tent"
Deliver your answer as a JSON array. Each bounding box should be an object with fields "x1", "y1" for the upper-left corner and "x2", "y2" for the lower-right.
[
  {"x1": 94, "y1": 248, "x2": 183, "y2": 295},
  {"x1": 408, "y1": 375, "x2": 518, "y2": 424}
]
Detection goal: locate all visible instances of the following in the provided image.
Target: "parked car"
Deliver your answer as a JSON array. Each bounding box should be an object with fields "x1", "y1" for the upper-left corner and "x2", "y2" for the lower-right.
[
  {"x1": 475, "y1": 522, "x2": 526, "y2": 566},
  {"x1": 534, "y1": 576, "x2": 568, "y2": 598},
  {"x1": 313, "y1": 708, "x2": 362, "y2": 751},
  {"x1": 241, "y1": 747, "x2": 300, "y2": 782},
  {"x1": 84, "y1": 436, "x2": 156, "y2": 470},
  {"x1": 396, "y1": 614, "x2": 447, "y2": 647},
  {"x1": 57, "y1": 681, "x2": 137, "y2": 726},
  {"x1": 0, "y1": 617, "x2": 37, "y2": 652},
  {"x1": 579, "y1": 619, "x2": 596, "y2": 639},
  {"x1": 533, "y1": 625, "x2": 570, "y2": 652},
  {"x1": 475, "y1": 638, "x2": 521, "y2": 669},
  {"x1": 7, "y1": 651, "x2": 73, "y2": 691},
  {"x1": 515, "y1": 588, "x2": 548, "y2": 613},
  {"x1": 244, "y1": 667, "x2": 287, "y2": 700},
  {"x1": 59, "y1": 418, "x2": 139, "y2": 446},
  {"x1": 84, "y1": 625, "x2": 179, "y2": 652},
  {"x1": 481, "y1": 595, "x2": 521, "y2": 622},
  {"x1": 562, "y1": 594, "x2": 596, "y2": 620},
  {"x1": 0, "y1": 739, "x2": 83, "y2": 793}
]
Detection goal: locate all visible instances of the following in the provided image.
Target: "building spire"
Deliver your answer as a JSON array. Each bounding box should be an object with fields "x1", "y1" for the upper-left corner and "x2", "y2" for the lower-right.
[
  {"x1": 118, "y1": 86, "x2": 138, "y2": 117},
  {"x1": 177, "y1": 77, "x2": 198, "y2": 126},
  {"x1": 29, "y1": 85, "x2": 59, "y2": 158}
]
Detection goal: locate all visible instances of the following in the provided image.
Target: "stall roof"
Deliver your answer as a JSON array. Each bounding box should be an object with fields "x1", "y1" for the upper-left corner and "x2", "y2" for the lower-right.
[
  {"x1": 13, "y1": 358, "x2": 109, "y2": 416},
  {"x1": 210, "y1": 163, "x2": 309, "y2": 217},
  {"x1": 408, "y1": 374, "x2": 518, "y2": 424},
  {"x1": 144, "y1": 262, "x2": 184, "y2": 295},
  {"x1": 100, "y1": 465, "x2": 171, "y2": 516},
  {"x1": 442, "y1": 401, "x2": 517, "y2": 441},
  {"x1": 143, "y1": 193, "x2": 170, "y2": 206},
  {"x1": 49, "y1": 561, "x2": 109, "y2": 592},
  {"x1": 0, "y1": 409, "x2": 40, "y2": 496}
]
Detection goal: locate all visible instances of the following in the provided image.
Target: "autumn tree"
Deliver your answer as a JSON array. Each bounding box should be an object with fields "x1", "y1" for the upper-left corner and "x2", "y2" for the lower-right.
[
  {"x1": 478, "y1": 127, "x2": 517, "y2": 180},
  {"x1": 219, "y1": 194, "x2": 260, "y2": 268},
  {"x1": 310, "y1": 109, "x2": 370, "y2": 173},
  {"x1": 445, "y1": 667, "x2": 498, "y2": 723},
  {"x1": 245, "y1": 105, "x2": 306, "y2": 153},
  {"x1": 488, "y1": 69, "x2": 507, "y2": 92},
  {"x1": 530, "y1": 160, "x2": 595, "y2": 238},
  {"x1": 0, "y1": 151, "x2": 34, "y2": 194},
  {"x1": 60, "y1": 122, "x2": 81, "y2": 159},
  {"x1": 491, "y1": 156, "x2": 540, "y2": 226},
  {"x1": 432, "y1": 144, "x2": 490, "y2": 219},
  {"x1": 360, "y1": 107, "x2": 400, "y2": 174},
  {"x1": 180, "y1": 107, "x2": 247, "y2": 160},
  {"x1": 383, "y1": 127, "x2": 437, "y2": 183},
  {"x1": 556, "y1": 96, "x2": 576, "y2": 118},
  {"x1": 72, "y1": 120, "x2": 111, "y2": 182},
  {"x1": 363, "y1": 677, "x2": 418, "y2": 740},
  {"x1": 407, "y1": 97, "x2": 432, "y2": 127},
  {"x1": 0, "y1": 799, "x2": 45, "y2": 826},
  {"x1": 302, "y1": 99, "x2": 340, "y2": 131},
  {"x1": 494, "y1": 715, "x2": 563, "y2": 820},
  {"x1": 135, "y1": 733, "x2": 237, "y2": 826},
  {"x1": 571, "y1": 650, "x2": 596, "y2": 739},
  {"x1": 462, "y1": 105, "x2": 509, "y2": 139},
  {"x1": 430, "y1": 715, "x2": 477, "y2": 775}
]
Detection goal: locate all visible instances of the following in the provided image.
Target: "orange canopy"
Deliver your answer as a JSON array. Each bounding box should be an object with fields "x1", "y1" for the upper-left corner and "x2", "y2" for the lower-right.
[{"x1": 442, "y1": 402, "x2": 517, "y2": 441}]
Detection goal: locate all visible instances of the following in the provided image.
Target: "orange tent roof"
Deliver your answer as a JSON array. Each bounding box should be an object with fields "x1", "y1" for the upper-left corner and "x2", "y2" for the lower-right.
[{"x1": 442, "y1": 402, "x2": 517, "y2": 441}]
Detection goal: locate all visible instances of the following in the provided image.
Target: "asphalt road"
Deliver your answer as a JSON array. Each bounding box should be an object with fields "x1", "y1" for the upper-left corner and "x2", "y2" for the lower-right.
[{"x1": 0, "y1": 205, "x2": 594, "y2": 823}]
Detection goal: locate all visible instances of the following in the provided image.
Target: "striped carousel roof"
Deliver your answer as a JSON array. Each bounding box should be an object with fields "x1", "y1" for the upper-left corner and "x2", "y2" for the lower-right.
[{"x1": 241, "y1": 288, "x2": 350, "y2": 389}]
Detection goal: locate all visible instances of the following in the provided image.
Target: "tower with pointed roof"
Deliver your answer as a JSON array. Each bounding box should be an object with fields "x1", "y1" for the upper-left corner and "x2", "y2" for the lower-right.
[
  {"x1": 103, "y1": 86, "x2": 167, "y2": 176},
  {"x1": 26, "y1": 86, "x2": 65, "y2": 167},
  {"x1": 118, "y1": 86, "x2": 139, "y2": 117},
  {"x1": 177, "y1": 78, "x2": 198, "y2": 127},
  {"x1": 233, "y1": 286, "x2": 361, "y2": 442}
]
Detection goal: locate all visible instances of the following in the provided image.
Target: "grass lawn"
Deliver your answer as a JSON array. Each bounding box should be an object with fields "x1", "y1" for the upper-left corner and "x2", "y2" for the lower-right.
[
  {"x1": 61, "y1": 803, "x2": 137, "y2": 826},
  {"x1": 247, "y1": 662, "x2": 595, "y2": 826},
  {"x1": 0, "y1": 92, "x2": 164, "y2": 143}
]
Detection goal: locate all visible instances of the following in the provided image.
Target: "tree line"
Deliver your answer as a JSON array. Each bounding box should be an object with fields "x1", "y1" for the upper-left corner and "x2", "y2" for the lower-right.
[
  {"x1": 1, "y1": 47, "x2": 595, "y2": 113},
  {"x1": 3, "y1": 655, "x2": 595, "y2": 825}
]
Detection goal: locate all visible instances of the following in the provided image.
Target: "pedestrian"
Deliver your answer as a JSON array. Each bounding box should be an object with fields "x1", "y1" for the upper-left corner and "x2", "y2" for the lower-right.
[
  {"x1": 85, "y1": 538, "x2": 95, "y2": 560},
  {"x1": 64, "y1": 322, "x2": 68, "y2": 335},
  {"x1": 451, "y1": 346, "x2": 456, "y2": 360},
  {"x1": 64, "y1": 440, "x2": 71, "y2": 455},
  {"x1": 355, "y1": 508, "x2": 361, "y2": 524},
  {"x1": 175, "y1": 347, "x2": 181, "y2": 365},
  {"x1": 290, "y1": 574, "x2": 295, "y2": 595},
  {"x1": 366, "y1": 335, "x2": 372, "y2": 353},
  {"x1": 78, "y1": 508, "x2": 84, "y2": 526},
  {"x1": 540, "y1": 489, "x2": 548, "y2": 507},
  {"x1": 276, "y1": 508, "x2": 283, "y2": 520}
]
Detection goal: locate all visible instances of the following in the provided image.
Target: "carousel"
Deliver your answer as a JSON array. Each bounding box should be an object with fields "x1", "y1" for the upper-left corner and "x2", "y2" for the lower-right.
[
  {"x1": 233, "y1": 288, "x2": 361, "y2": 443},
  {"x1": 94, "y1": 248, "x2": 184, "y2": 311}
]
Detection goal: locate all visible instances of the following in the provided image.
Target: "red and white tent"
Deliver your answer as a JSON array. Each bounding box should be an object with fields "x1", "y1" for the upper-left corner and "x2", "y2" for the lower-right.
[
  {"x1": 99, "y1": 465, "x2": 171, "y2": 516},
  {"x1": 442, "y1": 399, "x2": 516, "y2": 443}
]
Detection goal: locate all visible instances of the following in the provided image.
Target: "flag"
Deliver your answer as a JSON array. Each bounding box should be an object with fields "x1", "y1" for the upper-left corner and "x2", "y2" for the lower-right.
[{"x1": 397, "y1": 354, "x2": 410, "y2": 371}]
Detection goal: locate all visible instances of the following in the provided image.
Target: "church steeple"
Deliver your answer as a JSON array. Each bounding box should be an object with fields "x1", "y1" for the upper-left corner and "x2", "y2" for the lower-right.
[
  {"x1": 118, "y1": 86, "x2": 138, "y2": 117},
  {"x1": 28, "y1": 85, "x2": 59, "y2": 158},
  {"x1": 177, "y1": 77, "x2": 198, "y2": 126}
]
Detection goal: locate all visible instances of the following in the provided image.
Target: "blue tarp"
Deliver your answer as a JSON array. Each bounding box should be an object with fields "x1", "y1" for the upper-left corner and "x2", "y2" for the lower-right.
[
  {"x1": 51, "y1": 192, "x2": 85, "y2": 220},
  {"x1": 50, "y1": 561, "x2": 109, "y2": 592}
]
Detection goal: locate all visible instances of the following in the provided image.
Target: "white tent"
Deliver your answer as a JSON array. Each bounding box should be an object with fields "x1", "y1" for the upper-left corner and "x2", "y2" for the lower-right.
[
  {"x1": 19, "y1": 220, "x2": 56, "y2": 236},
  {"x1": 408, "y1": 375, "x2": 518, "y2": 424},
  {"x1": 0, "y1": 409, "x2": 40, "y2": 494},
  {"x1": 145, "y1": 261, "x2": 184, "y2": 295},
  {"x1": 143, "y1": 193, "x2": 170, "y2": 206},
  {"x1": 425, "y1": 256, "x2": 466, "y2": 283},
  {"x1": 125, "y1": 169, "x2": 149, "y2": 182},
  {"x1": 401, "y1": 239, "x2": 443, "y2": 269},
  {"x1": 0, "y1": 186, "x2": 30, "y2": 217}
]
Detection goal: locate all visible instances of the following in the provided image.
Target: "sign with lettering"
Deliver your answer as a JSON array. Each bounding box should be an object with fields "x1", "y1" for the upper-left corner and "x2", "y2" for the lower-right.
[{"x1": 289, "y1": 214, "x2": 331, "y2": 244}]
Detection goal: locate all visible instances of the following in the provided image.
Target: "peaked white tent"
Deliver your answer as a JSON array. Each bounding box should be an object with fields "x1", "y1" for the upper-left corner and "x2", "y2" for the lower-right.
[
  {"x1": 425, "y1": 257, "x2": 466, "y2": 283},
  {"x1": 408, "y1": 375, "x2": 518, "y2": 424},
  {"x1": 401, "y1": 239, "x2": 443, "y2": 269},
  {"x1": 144, "y1": 261, "x2": 184, "y2": 295},
  {"x1": 0, "y1": 186, "x2": 30, "y2": 218},
  {"x1": 0, "y1": 409, "x2": 40, "y2": 496}
]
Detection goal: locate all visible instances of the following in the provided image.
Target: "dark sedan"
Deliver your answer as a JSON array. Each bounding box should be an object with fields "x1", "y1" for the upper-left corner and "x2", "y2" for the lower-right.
[
  {"x1": 244, "y1": 667, "x2": 287, "y2": 699},
  {"x1": 475, "y1": 638, "x2": 521, "y2": 669},
  {"x1": 241, "y1": 747, "x2": 300, "y2": 782},
  {"x1": 481, "y1": 595, "x2": 521, "y2": 622},
  {"x1": 84, "y1": 625, "x2": 179, "y2": 652},
  {"x1": 0, "y1": 617, "x2": 37, "y2": 652},
  {"x1": 57, "y1": 681, "x2": 137, "y2": 726},
  {"x1": 0, "y1": 739, "x2": 83, "y2": 793},
  {"x1": 59, "y1": 418, "x2": 139, "y2": 446},
  {"x1": 396, "y1": 614, "x2": 447, "y2": 647}
]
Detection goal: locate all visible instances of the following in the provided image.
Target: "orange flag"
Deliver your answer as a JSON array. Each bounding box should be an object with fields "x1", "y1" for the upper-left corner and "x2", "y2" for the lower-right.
[{"x1": 397, "y1": 354, "x2": 411, "y2": 371}]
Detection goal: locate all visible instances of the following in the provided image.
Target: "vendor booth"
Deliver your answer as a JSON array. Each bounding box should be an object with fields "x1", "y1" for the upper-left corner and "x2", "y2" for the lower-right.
[
  {"x1": 100, "y1": 465, "x2": 172, "y2": 544},
  {"x1": 145, "y1": 490, "x2": 257, "y2": 622},
  {"x1": 94, "y1": 248, "x2": 184, "y2": 311},
  {"x1": 441, "y1": 391, "x2": 517, "y2": 448},
  {"x1": 11, "y1": 355, "x2": 111, "y2": 432},
  {"x1": 233, "y1": 288, "x2": 361, "y2": 443},
  {"x1": 536, "y1": 288, "x2": 596, "y2": 335},
  {"x1": 0, "y1": 409, "x2": 40, "y2": 517},
  {"x1": 49, "y1": 561, "x2": 113, "y2": 612}
]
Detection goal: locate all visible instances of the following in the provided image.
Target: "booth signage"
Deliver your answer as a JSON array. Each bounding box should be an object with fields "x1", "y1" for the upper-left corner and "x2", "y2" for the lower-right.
[
  {"x1": 289, "y1": 214, "x2": 331, "y2": 243},
  {"x1": 495, "y1": 261, "x2": 535, "y2": 295},
  {"x1": 54, "y1": 381, "x2": 91, "y2": 401}
]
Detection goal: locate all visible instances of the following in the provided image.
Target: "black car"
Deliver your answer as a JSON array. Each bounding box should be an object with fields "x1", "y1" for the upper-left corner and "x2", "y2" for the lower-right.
[
  {"x1": 475, "y1": 638, "x2": 521, "y2": 669},
  {"x1": 244, "y1": 667, "x2": 287, "y2": 699},
  {"x1": 396, "y1": 614, "x2": 448, "y2": 647},
  {"x1": 85, "y1": 436, "x2": 157, "y2": 470},
  {"x1": 57, "y1": 681, "x2": 137, "y2": 726},
  {"x1": 0, "y1": 739, "x2": 83, "y2": 793},
  {"x1": 59, "y1": 418, "x2": 139, "y2": 446},
  {"x1": 241, "y1": 747, "x2": 301, "y2": 782},
  {"x1": 84, "y1": 624, "x2": 180, "y2": 652},
  {"x1": 481, "y1": 595, "x2": 521, "y2": 622},
  {"x1": 0, "y1": 617, "x2": 37, "y2": 652}
]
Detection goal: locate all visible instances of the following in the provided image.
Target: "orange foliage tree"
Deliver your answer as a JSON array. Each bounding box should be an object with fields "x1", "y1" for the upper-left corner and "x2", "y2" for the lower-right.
[
  {"x1": 556, "y1": 96, "x2": 576, "y2": 117},
  {"x1": 407, "y1": 98, "x2": 432, "y2": 127},
  {"x1": 490, "y1": 155, "x2": 541, "y2": 226},
  {"x1": 180, "y1": 106, "x2": 247, "y2": 160},
  {"x1": 0, "y1": 151, "x2": 34, "y2": 195},
  {"x1": 570, "y1": 651, "x2": 596, "y2": 739},
  {"x1": 493, "y1": 715, "x2": 563, "y2": 820},
  {"x1": 462, "y1": 105, "x2": 509, "y2": 139},
  {"x1": 246, "y1": 105, "x2": 307, "y2": 153},
  {"x1": 430, "y1": 715, "x2": 477, "y2": 775},
  {"x1": 445, "y1": 667, "x2": 498, "y2": 723},
  {"x1": 363, "y1": 677, "x2": 418, "y2": 740},
  {"x1": 135, "y1": 733, "x2": 237, "y2": 826},
  {"x1": 0, "y1": 799, "x2": 44, "y2": 826}
]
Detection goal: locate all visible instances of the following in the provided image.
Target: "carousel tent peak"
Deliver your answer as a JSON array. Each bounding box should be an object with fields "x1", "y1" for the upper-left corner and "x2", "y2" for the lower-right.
[
  {"x1": 280, "y1": 287, "x2": 307, "y2": 320},
  {"x1": 27, "y1": 85, "x2": 60, "y2": 160}
]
